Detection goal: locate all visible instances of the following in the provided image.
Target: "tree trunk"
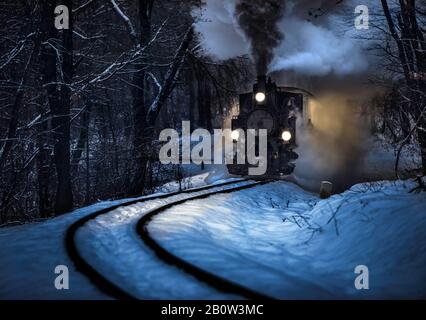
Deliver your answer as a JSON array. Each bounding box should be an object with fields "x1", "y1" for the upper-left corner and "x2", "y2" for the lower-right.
[
  {"x1": 381, "y1": 0, "x2": 426, "y2": 174},
  {"x1": 188, "y1": 68, "x2": 197, "y2": 125},
  {"x1": 398, "y1": 0, "x2": 426, "y2": 174},
  {"x1": 197, "y1": 73, "x2": 213, "y2": 132},
  {"x1": 145, "y1": 27, "x2": 194, "y2": 126},
  {"x1": 36, "y1": 107, "x2": 52, "y2": 218},
  {"x1": 130, "y1": 0, "x2": 154, "y2": 196},
  {"x1": 419, "y1": 120, "x2": 426, "y2": 175},
  {"x1": 72, "y1": 103, "x2": 91, "y2": 167},
  {"x1": 43, "y1": 0, "x2": 74, "y2": 215},
  {"x1": 85, "y1": 108, "x2": 91, "y2": 205}
]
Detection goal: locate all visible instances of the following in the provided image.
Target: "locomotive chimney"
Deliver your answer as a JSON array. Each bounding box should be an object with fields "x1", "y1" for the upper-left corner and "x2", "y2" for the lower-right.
[
  {"x1": 255, "y1": 75, "x2": 267, "y2": 93},
  {"x1": 254, "y1": 75, "x2": 267, "y2": 104}
]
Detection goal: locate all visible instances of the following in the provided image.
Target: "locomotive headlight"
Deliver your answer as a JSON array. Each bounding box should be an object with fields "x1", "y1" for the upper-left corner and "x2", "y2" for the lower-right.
[
  {"x1": 255, "y1": 92, "x2": 266, "y2": 103},
  {"x1": 231, "y1": 130, "x2": 240, "y2": 141},
  {"x1": 281, "y1": 130, "x2": 292, "y2": 142}
]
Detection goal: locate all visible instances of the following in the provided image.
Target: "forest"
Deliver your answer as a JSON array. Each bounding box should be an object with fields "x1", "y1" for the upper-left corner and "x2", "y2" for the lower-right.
[
  {"x1": 0, "y1": 0, "x2": 425, "y2": 224},
  {"x1": 0, "y1": 0, "x2": 252, "y2": 223}
]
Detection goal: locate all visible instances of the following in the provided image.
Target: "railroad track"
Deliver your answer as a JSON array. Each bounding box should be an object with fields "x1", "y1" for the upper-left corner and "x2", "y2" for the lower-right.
[{"x1": 65, "y1": 178, "x2": 276, "y2": 300}]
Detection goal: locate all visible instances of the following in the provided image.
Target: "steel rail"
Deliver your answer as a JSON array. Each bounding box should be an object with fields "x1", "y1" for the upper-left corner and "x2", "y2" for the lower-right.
[
  {"x1": 65, "y1": 178, "x2": 275, "y2": 300},
  {"x1": 136, "y1": 179, "x2": 276, "y2": 300}
]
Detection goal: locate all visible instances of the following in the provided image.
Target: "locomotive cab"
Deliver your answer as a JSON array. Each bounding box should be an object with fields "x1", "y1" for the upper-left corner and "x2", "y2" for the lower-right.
[{"x1": 228, "y1": 76, "x2": 303, "y2": 177}]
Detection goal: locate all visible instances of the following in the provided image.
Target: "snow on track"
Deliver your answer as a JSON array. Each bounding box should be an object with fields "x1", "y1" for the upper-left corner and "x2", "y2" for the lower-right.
[
  {"x1": 75, "y1": 179, "x2": 255, "y2": 299},
  {"x1": 1, "y1": 175, "x2": 425, "y2": 299},
  {"x1": 149, "y1": 180, "x2": 426, "y2": 299},
  {"x1": 0, "y1": 200, "x2": 131, "y2": 299},
  {"x1": 148, "y1": 181, "x2": 327, "y2": 299},
  {"x1": 0, "y1": 173, "x2": 240, "y2": 299}
]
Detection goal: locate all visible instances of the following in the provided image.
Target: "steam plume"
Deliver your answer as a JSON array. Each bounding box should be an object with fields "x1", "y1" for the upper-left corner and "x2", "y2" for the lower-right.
[
  {"x1": 235, "y1": 0, "x2": 285, "y2": 75},
  {"x1": 193, "y1": 0, "x2": 369, "y2": 77},
  {"x1": 294, "y1": 93, "x2": 370, "y2": 192}
]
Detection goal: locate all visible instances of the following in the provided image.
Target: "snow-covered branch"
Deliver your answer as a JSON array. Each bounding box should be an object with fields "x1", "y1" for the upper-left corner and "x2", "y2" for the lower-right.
[
  {"x1": 109, "y1": 0, "x2": 138, "y2": 45},
  {"x1": 146, "y1": 26, "x2": 194, "y2": 125},
  {"x1": 74, "y1": 20, "x2": 166, "y2": 93},
  {"x1": 73, "y1": 0, "x2": 96, "y2": 14},
  {"x1": 0, "y1": 32, "x2": 36, "y2": 71}
]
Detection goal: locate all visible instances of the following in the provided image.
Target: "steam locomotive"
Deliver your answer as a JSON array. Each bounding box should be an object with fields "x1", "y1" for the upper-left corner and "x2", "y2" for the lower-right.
[{"x1": 228, "y1": 75, "x2": 309, "y2": 176}]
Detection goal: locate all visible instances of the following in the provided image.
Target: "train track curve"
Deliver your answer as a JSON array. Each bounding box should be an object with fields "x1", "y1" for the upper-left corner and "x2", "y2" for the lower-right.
[{"x1": 65, "y1": 178, "x2": 276, "y2": 300}]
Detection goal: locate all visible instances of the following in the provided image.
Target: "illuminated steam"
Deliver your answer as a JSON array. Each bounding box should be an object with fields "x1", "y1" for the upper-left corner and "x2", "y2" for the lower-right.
[{"x1": 294, "y1": 94, "x2": 370, "y2": 192}]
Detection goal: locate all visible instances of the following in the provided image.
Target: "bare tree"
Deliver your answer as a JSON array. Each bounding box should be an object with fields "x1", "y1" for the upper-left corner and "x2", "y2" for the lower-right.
[
  {"x1": 0, "y1": 0, "x2": 252, "y2": 223},
  {"x1": 380, "y1": 0, "x2": 426, "y2": 176}
]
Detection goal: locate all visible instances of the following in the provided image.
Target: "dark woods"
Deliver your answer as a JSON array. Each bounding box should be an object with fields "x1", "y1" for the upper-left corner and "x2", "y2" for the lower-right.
[
  {"x1": 0, "y1": 0, "x2": 425, "y2": 224},
  {"x1": 374, "y1": 0, "x2": 426, "y2": 177},
  {"x1": 0, "y1": 0, "x2": 252, "y2": 223}
]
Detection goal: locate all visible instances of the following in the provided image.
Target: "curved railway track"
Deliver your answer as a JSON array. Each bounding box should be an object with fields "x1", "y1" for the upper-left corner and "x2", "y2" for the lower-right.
[{"x1": 65, "y1": 178, "x2": 276, "y2": 300}]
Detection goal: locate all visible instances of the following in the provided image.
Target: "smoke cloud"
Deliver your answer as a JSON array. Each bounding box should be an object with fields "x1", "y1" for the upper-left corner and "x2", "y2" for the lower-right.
[
  {"x1": 235, "y1": 0, "x2": 285, "y2": 75},
  {"x1": 269, "y1": 17, "x2": 368, "y2": 76},
  {"x1": 193, "y1": 0, "x2": 369, "y2": 77},
  {"x1": 192, "y1": 0, "x2": 249, "y2": 60}
]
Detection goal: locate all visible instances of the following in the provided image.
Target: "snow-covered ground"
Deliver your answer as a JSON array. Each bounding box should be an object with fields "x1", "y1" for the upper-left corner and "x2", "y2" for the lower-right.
[
  {"x1": 0, "y1": 173, "x2": 240, "y2": 299},
  {"x1": 0, "y1": 200, "x2": 123, "y2": 299},
  {"x1": 75, "y1": 178, "x2": 254, "y2": 299},
  {"x1": 149, "y1": 179, "x2": 426, "y2": 299},
  {"x1": 1, "y1": 171, "x2": 425, "y2": 299}
]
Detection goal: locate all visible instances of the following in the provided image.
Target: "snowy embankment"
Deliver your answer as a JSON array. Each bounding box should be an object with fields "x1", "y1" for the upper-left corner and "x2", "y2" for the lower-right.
[
  {"x1": 74, "y1": 177, "x2": 252, "y2": 299},
  {"x1": 0, "y1": 200, "x2": 124, "y2": 299},
  {"x1": 0, "y1": 172, "x2": 425, "y2": 299},
  {"x1": 0, "y1": 171, "x2": 232, "y2": 299},
  {"x1": 149, "y1": 180, "x2": 426, "y2": 299}
]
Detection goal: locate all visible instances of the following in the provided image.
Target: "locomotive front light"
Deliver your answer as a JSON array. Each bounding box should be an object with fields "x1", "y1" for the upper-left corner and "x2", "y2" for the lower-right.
[
  {"x1": 281, "y1": 130, "x2": 292, "y2": 142},
  {"x1": 231, "y1": 130, "x2": 240, "y2": 141},
  {"x1": 255, "y1": 92, "x2": 266, "y2": 103}
]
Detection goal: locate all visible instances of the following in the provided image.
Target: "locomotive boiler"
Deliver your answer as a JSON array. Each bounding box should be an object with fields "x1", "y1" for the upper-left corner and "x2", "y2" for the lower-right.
[{"x1": 228, "y1": 75, "x2": 308, "y2": 176}]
